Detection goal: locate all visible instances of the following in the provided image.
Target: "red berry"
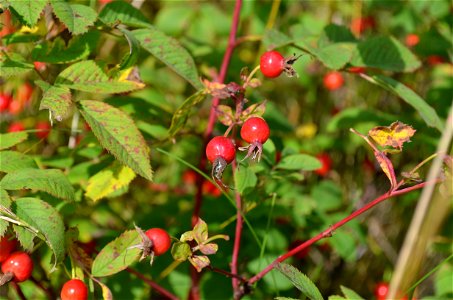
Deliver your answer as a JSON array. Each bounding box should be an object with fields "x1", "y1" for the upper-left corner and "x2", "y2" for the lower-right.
[
  {"x1": 350, "y1": 16, "x2": 376, "y2": 35},
  {"x1": 202, "y1": 180, "x2": 222, "y2": 197},
  {"x1": 183, "y1": 170, "x2": 197, "y2": 185},
  {"x1": 1, "y1": 251, "x2": 33, "y2": 282},
  {"x1": 145, "y1": 228, "x2": 171, "y2": 256},
  {"x1": 405, "y1": 34, "x2": 420, "y2": 47},
  {"x1": 260, "y1": 51, "x2": 285, "y2": 78},
  {"x1": 8, "y1": 100, "x2": 23, "y2": 115},
  {"x1": 33, "y1": 61, "x2": 47, "y2": 72},
  {"x1": 35, "y1": 121, "x2": 51, "y2": 139},
  {"x1": 241, "y1": 117, "x2": 270, "y2": 144},
  {"x1": 61, "y1": 279, "x2": 88, "y2": 300},
  {"x1": 323, "y1": 71, "x2": 344, "y2": 91},
  {"x1": 0, "y1": 94, "x2": 12, "y2": 112},
  {"x1": 0, "y1": 236, "x2": 17, "y2": 262},
  {"x1": 17, "y1": 82, "x2": 33, "y2": 104},
  {"x1": 7, "y1": 122, "x2": 25, "y2": 133},
  {"x1": 315, "y1": 153, "x2": 332, "y2": 177},
  {"x1": 347, "y1": 66, "x2": 366, "y2": 74},
  {"x1": 206, "y1": 136, "x2": 236, "y2": 164},
  {"x1": 427, "y1": 55, "x2": 445, "y2": 66}
]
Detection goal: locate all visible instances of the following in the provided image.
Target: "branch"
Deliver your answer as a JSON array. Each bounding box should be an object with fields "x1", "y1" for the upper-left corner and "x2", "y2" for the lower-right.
[
  {"x1": 126, "y1": 267, "x2": 178, "y2": 300},
  {"x1": 245, "y1": 179, "x2": 441, "y2": 288}
]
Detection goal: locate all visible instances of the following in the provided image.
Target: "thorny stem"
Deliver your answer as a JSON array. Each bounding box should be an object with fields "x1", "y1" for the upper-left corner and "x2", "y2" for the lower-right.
[
  {"x1": 190, "y1": 0, "x2": 243, "y2": 299},
  {"x1": 243, "y1": 179, "x2": 441, "y2": 294},
  {"x1": 126, "y1": 267, "x2": 178, "y2": 300}
]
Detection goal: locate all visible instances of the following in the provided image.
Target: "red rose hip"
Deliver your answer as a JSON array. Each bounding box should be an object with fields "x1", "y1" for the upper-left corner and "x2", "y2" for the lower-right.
[
  {"x1": 35, "y1": 121, "x2": 51, "y2": 139},
  {"x1": 7, "y1": 122, "x2": 25, "y2": 133},
  {"x1": 145, "y1": 228, "x2": 171, "y2": 256},
  {"x1": 0, "y1": 236, "x2": 17, "y2": 262},
  {"x1": 323, "y1": 71, "x2": 344, "y2": 91},
  {"x1": 61, "y1": 279, "x2": 88, "y2": 300},
  {"x1": 241, "y1": 117, "x2": 270, "y2": 144},
  {"x1": 1, "y1": 251, "x2": 33, "y2": 282},
  {"x1": 260, "y1": 51, "x2": 285, "y2": 78},
  {"x1": 0, "y1": 94, "x2": 12, "y2": 112},
  {"x1": 206, "y1": 136, "x2": 236, "y2": 164}
]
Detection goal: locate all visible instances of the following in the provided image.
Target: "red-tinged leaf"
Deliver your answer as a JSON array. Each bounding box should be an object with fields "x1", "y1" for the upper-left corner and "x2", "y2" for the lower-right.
[
  {"x1": 189, "y1": 255, "x2": 210, "y2": 272},
  {"x1": 171, "y1": 242, "x2": 192, "y2": 261},
  {"x1": 193, "y1": 218, "x2": 208, "y2": 244},
  {"x1": 216, "y1": 105, "x2": 234, "y2": 126},
  {"x1": 180, "y1": 231, "x2": 194, "y2": 242},
  {"x1": 199, "y1": 243, "x2": 218, "y2": 255},
  {"x1": 368, "y1": 121, "x2": 416, "y2": 150},
  {"x1": 203, "y1": 79, "x2": 230, "y2": 99},
  {"x1": 241, "y1": 101, "x2": 267, "y2": 122},
  {"x1": 374, "y1": 151, "x2": 397, "y2": 190}
]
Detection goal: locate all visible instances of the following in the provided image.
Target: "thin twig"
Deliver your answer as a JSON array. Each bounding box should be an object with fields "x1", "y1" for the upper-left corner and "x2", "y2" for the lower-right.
[
  {"x1": 126, "y1": 267, "x2": 178, "y2": 300},
  {"x1": 11, "y1": 282, "x2": 27, "y2": 300}
]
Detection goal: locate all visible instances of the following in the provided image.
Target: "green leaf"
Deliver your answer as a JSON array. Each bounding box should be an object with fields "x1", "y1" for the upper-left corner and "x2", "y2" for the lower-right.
[
  {"x1": 133, "y1": 27, "x2": 203, "y2": 89},
  {"x1": 51, "y1": 1, "x2": 97, "y2": 35},
  {"x1": 118, "y1": 27, "x2": 141, "y2": 70},
  {"x1": 31, "y1": 31, "x2": 100, "y2": 64},
  {"x1": 0, "y1": 52, "x2": 34, "y2": 78},
  {"x1": 168, "y1": 90, "x2": 206, "y2": 137},
  {"x1": 13, "y1": 198, "x2": 65, "y2": 271},
  {"x1": 351, "y1": 36, "x2": 421, "y2": 72},
  {"x1": 318, "y1": 24, "x2": 356, "y2": 47},
  {"x1": 171, "y1": 242, "x2": 192, "y2": 261},
  {"x1": 36, "y1": 82, "x2": 73, "y2": 122},
  {"x1": 9, "y1": 0, "x2": 47, "y2": 27},
  {"x1": 328, "y1": 296, "x2": 346, "y2": 300},
  {"x1": 0, "y1": 220, "x2": 7, "y2": 237},
  {"x1": 78, "y1": 100, "x2": 153, "y2": 181},
  {"x1": 0, "y1": 132, "x2": 28, "y2": 150},
  {"x1": 316, "y1": 43, "x2": 355, "y2": 70},
  {"x1": 85, "y1": 161, "x2": 136, "y2": 201},
  {"x1": 311, "y1": 181, "x2": 343, "y2": 212},
  {"x1": 55, "y1": 60, "x2": 145, "y2": 93},
  {"x1": 276, "y1": 263, "x2": 324, "y2": 300},
  {"x1": 361, "y1": 74, "x2": 443, "y2": 132},
  {"x1": 0, "y1": 189, "x2": 10, "y2": 210},
  {"x1": 276, "y1": 154, "x2": 322, "y2": 171},
  {"x1": 13, "y1": 224, "x2": 35, "y2": 252},
  {"x1": 234, "y1": 166, "x2": 257, "y2": 194},
  {"x1": 0, "y1": 169, "x2": 75, "y2": 202},
  {"x1": 263, "y1": 29, "x2": 293, "y2": 50},
  {"x1": 340, "y1": 286, "x2": 364, "y2": 300},
  {"x1": 0, "y1": 151, "x2": 38, "y2": 173},
  {"x1": 275, "y1": 297, "x2": 299, "y2": 300},
  {"x1": 92, "y1": 229, "x2": 141, "y2": 277},
  {"x1": 329, "y1": 230, "x2": 356, "y2": 261},
  {"x1": 98, "y1": 1, "x2": 150, "y2": 27},
  {"x1": 2, "y1": 33, "x2": 40, "y2": 45}
]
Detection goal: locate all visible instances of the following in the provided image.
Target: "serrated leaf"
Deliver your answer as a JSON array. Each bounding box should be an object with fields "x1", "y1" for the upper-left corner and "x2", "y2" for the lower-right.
[
  {"x1": 91, "y1": 230, "x2": 141, "y2": 277},
  {"x1": 55, "y1": 60, "x2": 145, "y2": 93},
  {"x1": 276, "y1": 263, "x2": 324, "y2": 300},
  {"x1": 0, "y1": 132, "x2": 28, "y2": 150},
  {"x1": 85, "y1": 161, "x2": 136, "y2": 201},
  {"x1": 361, "y1": 74, "x2": 443, "y2": 131},
  {"x1": 98, "y1": 1, "x2": 150, "y2": 28},
  {"x1": 171, "y1": 242, "x2": 192, "y2": 261},
  {"x1": 368, "y1": 121, "x2": 416, "y2": 150},
  {"x1": 0, "y1": 52, "x2": 34, "y2": 77},
  {"x1": 133, "y1": 27, "x2": 203, "y2": 90},
  {"x1": 13, "y1": 198, "x2": 65, "y2": 271},
  {"x1": 318, "y1": 24, "x2": 357, "y2": 47},
  {"x1": 234, "y1": 166, "x2": 257, "y2": 194},
  {"x1": 32, "y1": 31, "x2": 99, "y2": 64},
  {"x1": 9, "y1": 0, "x2": 47, "y2": 27},
  {"x1": 340, "y1": 286, "x2": 364, "y2": 300},
  {"x1": 118, "y1": 27, "x2": 140, "y2": 70},
  {"x1": 188, "y1": 255, "x2": 210, "y2": 272},
  {"x1": 193, "y1": 218, "x2": 208, "y2": 244},
  {"x1": 216, "y1": 105, "x2": 234, "y2": 126},
  {"x1": 0, "y1": 220, "x2": 7, "y2": 237},
  {"x1": 168, "y1": 90, "x2": 206, "y2": 137},
  {"x1": 0, "y1": 169, "x2": 75, "y2": 202},
  {"x1": 276, "y1": 154, "x2": 322, "y2": 171},
  {"x1": 38, "y1": 84, "x2": 72, "y2": 122},
  {"x1": 0, "y1": 189, "x2": 10, "y2": 210},
  {"x1": 0, "y1": 151, "x2": 38, "y2": 173},
  {"x1": 51, "y1": 2, "x2": 97, "y2": 35},
  {"x1": 2, "y1": 33, "x2": 40, "y2": 45},
  {"x1": 263, "y1": 28, "x2": 293, "y2": 49},
  {"x1": 199, "y1": 243, "x2": 218, "y2": 255},
  {"x1": 351, "y1": 36, "x2": 421, "y2": 72},
  {"x1": 13, "y1": 224, "x2": 35, "y2": 252},
  {"x1": 241, "y1": 102, "x2": 266, "y2": 121},
  {"x1": 316, "y1": 43, "x2": 355, "y2": 70},
  {"x1": 78, "y1": 100, "x2": 152, "y2": 181}
]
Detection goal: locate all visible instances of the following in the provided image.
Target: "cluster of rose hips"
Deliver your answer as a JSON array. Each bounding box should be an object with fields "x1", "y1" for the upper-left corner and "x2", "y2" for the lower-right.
[{"x1": 206, "y1": 116, "x2": 270, "y2": 186}]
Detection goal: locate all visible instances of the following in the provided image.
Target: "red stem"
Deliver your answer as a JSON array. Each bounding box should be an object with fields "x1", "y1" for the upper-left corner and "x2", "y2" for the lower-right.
[
  {"x1": 246, "y1": 180, "x2": 439, "y2": 286},
  {"x1": 11, "y1": 282, "x2": 27, "y2": 300},
  {"x1": 190, "y1": 0, "x2": 243, "y2": 299},
  {"x1": 231, "y1": 162, "x2": 243, "y2": 298},
  {"x1": 126, "y1": 268, "x2": 178, "y2": 300}
]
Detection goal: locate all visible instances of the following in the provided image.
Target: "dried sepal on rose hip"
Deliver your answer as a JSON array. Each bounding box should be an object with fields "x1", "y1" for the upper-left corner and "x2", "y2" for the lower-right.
[
  {"x1": 128, "y1": 224, "x2": 171, "y2": 265},
  {"x1": 239, "y1": 117, "x2": 270, "y2": 162},
  {"x1": 206, "y1": 136, "x2": 236, "y2": 188},
  {"x1": 260, "y1": 50, "x2": 301, "y2": 78}
]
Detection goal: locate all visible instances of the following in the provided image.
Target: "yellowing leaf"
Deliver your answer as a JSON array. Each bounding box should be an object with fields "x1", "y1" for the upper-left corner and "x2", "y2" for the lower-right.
[
  {"x1": 374, "y1": 151, "x2": 397, "y2": 190},
  {"x1": 85, "y1": 162, "x2": 136, "y2": 201},
  {"x1": 368, "y1": 121, "x2": 416, "y2": 150}
]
